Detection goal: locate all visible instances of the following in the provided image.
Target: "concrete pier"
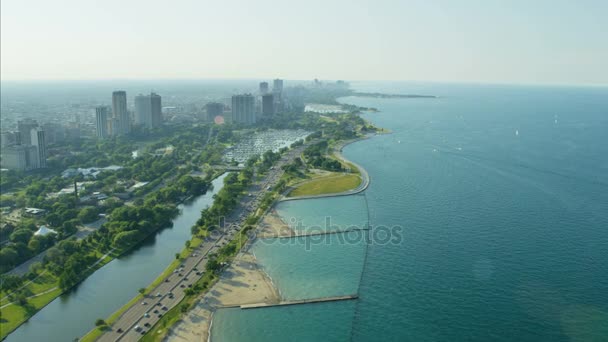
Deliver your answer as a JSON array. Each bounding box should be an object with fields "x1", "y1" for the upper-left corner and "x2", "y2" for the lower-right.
[{"x1": 241, "y1": 294, "x2": 358, "y2": 309}]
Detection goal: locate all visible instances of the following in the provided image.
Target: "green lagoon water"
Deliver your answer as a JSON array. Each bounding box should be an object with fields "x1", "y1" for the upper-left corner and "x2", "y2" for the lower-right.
[{"x1": 213, "y1": 83, "x2": 608, "y2": 341}]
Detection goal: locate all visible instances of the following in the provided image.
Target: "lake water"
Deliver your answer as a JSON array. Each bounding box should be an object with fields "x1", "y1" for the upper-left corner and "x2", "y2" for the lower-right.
[
  {"x1": 211, "y1": 83, "x2": 608, "y2": 341},
  {"x1": 6, "y1": 173, "x2": 228, "y2": 342}
]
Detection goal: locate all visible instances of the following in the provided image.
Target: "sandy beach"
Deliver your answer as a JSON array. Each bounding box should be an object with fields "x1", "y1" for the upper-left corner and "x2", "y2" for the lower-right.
[
  {"x1": 165, "y1": 252, "x2": 280, "y2": 342},
  {"x1": 257, "y1": 209, "x2": 295, "y2": 238}
]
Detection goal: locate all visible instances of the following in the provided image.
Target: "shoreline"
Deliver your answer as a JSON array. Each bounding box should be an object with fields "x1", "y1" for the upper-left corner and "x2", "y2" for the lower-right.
[
  {"x1": 165, "y1": 251, "x2": 280, "y2": 342},
  {"x1": 165, "y1": 94, "x2": 387, "y2": 342},
  {"x1": 280, "y1": 136, "x2": 372, "y2": 202}
]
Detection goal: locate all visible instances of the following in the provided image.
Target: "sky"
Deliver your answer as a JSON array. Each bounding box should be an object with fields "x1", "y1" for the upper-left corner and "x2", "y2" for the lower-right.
[{"x1": 1, "y1": 0, "x2": 607, "y2": 85}]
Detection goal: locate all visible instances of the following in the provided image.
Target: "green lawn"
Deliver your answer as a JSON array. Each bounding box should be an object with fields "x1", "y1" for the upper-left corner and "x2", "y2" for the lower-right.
[
  {"x1": 288, "y1": 173, "x2": 361, "y2": 197},
  {"x1": 0, "y1": 285, "x2": 62, "y2": 339}
]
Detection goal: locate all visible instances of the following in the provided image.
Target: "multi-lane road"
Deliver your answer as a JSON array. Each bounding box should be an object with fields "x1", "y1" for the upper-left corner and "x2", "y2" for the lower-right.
[{"x1": 97, "y1": 143, "x2": 307, "y2": 342}]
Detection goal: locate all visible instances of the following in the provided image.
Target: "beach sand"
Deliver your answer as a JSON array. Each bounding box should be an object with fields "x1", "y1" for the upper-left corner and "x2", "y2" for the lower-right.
[
  {"x1": 257, "y1": 209, "x2": 294, "y2": 238},
  {"x1": 164, "y1": 252, "x2": 279, "y2": 342}
]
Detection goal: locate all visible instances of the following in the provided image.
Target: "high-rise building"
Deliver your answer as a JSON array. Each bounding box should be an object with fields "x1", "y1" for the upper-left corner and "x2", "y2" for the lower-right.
[
  {"x1": 262, "y1": 94, "x2": 275, "y2": 118},
  {"x1": 1, "y1": 146, "x2": 27, "y2": 170},
  {"x1": 110, "y1": 117, "x2": 120, "y2": 136},
  {"x1": 24, "y1": 145, "x2": 39, "y2": 169},
  {"x1": 134, "y1": 94, "x2": 152, "y2": 128},
  {"x1": 273, "y1": 79, "x2": 284, "y2": 94},
  {"x1": 95, "y1": 106, "x2": 109, "y2": 138},
  {"x1": 30, "y1": 128, "x2": 47, "y2": 168},
  {"x1": 1, "y1": 131, "x2": 17, "y2": 147},
  {"x1": 259, "y1": 82, "x2": 269, "y2": 94},
  {"x1": 150, "y1": 93, "x2": 162, "y2": 127},
  {"x1": 134, "y1": 93, "x2": 162, "y2": 129},
  {"x1": 41, "y1": 123, "x2": 66, "y2": 144},
  {"x1": 17, "y1": 119, "x2": 38, "y2": 145},
  {"x1": 231, "y1": 94, "x2": 256, "y2": 124},
  {"x1": 206, "y1": 102, "x2": 224, "y2": 122},
  {"x1": 112, "y1": 91, "x2": 130, "y2": 135}
]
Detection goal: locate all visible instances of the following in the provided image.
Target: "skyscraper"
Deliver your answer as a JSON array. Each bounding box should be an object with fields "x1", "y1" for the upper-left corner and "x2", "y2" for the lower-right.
[
  {"x1": 112, "y1": 91, "x2": 130, "y2": 135},
  {"x1": 134, "y1": 94, "x2": 152, "y2": 128},
  {"x1": 30, "y1": 128, "x2": 47, "y2": 168},
  {"x1": 231, "y1": 94, "x2": 256, "y2": 124},
  {"x1": 150, "y1": 93, "x2": 162, "y2": 127},
  {"x1": 262, "y1": 93, "x2": 275, "y2": 118},
  {"x1": 95, "y1": 106, "x2": 109, "y2": 138},
  {"x1": 24, "y1": 145, "x2": 39, "y2": 169},
  {"x1": 259, "y1": 82, "x2": 269, "y2": 94},
  {"x1": 17, "y1": 119, "x2": 38, "y2": 145},
  {"x1": 273, "y1": 79, "x2": 283, "y2": 94},
  {"x1": 134, "y1": 93, "x2": 162, "y2": 129}
]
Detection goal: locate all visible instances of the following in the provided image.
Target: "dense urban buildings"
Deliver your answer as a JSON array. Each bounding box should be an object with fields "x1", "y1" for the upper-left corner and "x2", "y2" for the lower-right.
[
  {"x1": 95, "y1": 106, "x2": 109, "y2": 138},
  {"x1": 112, "y1": 90, "x2": 130, "y2": 135},
  {"x1": 1, "y1": 119, "x2": 48, "y2": 170},
  {"x1": 231, "y1": 94, "x2": 255, "y2": 124}
]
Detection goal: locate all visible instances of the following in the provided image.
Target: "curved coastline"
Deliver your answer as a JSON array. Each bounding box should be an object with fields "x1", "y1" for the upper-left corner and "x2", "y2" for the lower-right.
[{"x1": 279, "y1": 136, "x2": 372, "y2": 202}]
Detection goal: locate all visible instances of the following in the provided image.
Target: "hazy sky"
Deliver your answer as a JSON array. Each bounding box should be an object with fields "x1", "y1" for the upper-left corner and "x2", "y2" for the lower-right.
[{"x1": 1, "y1": 0, "x2": 607, "y2": 84}]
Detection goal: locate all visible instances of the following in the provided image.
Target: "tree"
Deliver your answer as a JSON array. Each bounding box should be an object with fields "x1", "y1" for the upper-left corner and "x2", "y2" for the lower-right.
[
  {"x1": 78, "y1": 207, "x2": 99, "y2": 223},
  {"x1": 10, "y1": 229, "x2": 33, "y2": 244},
  {"x1": 95, "y1": 319, "x2": 106, "y2": 326},
  {"x1": 175, "y1": 253, "x2": 180, "y2": 260},
  {"x1": 0, "y1": 246, "x2": 19, "y2": 268},
  {"x1": 185, "y1": 240, "x2": 191, "y2": 249},
  {"x1": 29, "y1": 261, "x2": 43, "y2": 274},
  {"x1": 138, "y1": 288, "x2": 146, "y2": 295},
  {"x1": 17, "y1": 293, "x2": 28, "y2": 306}
]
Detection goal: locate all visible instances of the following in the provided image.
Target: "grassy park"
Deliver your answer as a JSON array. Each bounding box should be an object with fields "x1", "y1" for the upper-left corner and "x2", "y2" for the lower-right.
[{"x1": 288, "y1": 173, "x2": 362, "y2": 197}]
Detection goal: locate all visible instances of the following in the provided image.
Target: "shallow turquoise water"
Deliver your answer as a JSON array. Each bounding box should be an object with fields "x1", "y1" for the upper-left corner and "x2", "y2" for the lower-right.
[
  {"x1": 212, "y1": 83, "x2": 608, "y2": 341},
  {"x1": 212, "y1": 300, "x2": 357, "y2": 342},
  {"x1": 252, "y1": 230, "x2": 367, "y2": 300},
  {"x1": 276, "y1": 196, "x2": 369, "y2": 233}
]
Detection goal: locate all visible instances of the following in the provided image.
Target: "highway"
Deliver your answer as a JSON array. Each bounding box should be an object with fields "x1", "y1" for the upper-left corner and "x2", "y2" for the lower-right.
[{"x1": 96, "y1": 143, "x2": 307, "y2": 342}]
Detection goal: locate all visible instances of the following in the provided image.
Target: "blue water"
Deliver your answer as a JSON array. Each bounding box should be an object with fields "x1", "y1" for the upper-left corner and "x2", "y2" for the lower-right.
[
  {"x1": 213, "y1": 83, "x2": 608, "y2": 341},
  {"x1": 252, "y1": 231, "x2": 367, "y2": 300},
  {"x1": 276, "y1": 196, "x2": 369, "y2": 233},
  {"x1": 6, "y1": 174, "x2": 229, "y2": 342}
]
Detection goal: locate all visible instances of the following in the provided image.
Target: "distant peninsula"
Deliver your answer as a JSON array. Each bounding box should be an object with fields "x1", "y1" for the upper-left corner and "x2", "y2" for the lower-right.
[{"x1": 353, "y1": 92, "x2": 437, "y2": 99}]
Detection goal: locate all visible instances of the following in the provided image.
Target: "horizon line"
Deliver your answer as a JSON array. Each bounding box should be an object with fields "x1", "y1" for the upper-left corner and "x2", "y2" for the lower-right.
[{"x1": 0, "y1": 77, "x2": 607, "y2": 88}]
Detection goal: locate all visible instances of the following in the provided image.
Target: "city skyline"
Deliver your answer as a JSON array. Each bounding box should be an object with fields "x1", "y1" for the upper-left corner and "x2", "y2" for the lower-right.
[{"x1": 1, "y1": 0, "x2": 607, "y2": 85}]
